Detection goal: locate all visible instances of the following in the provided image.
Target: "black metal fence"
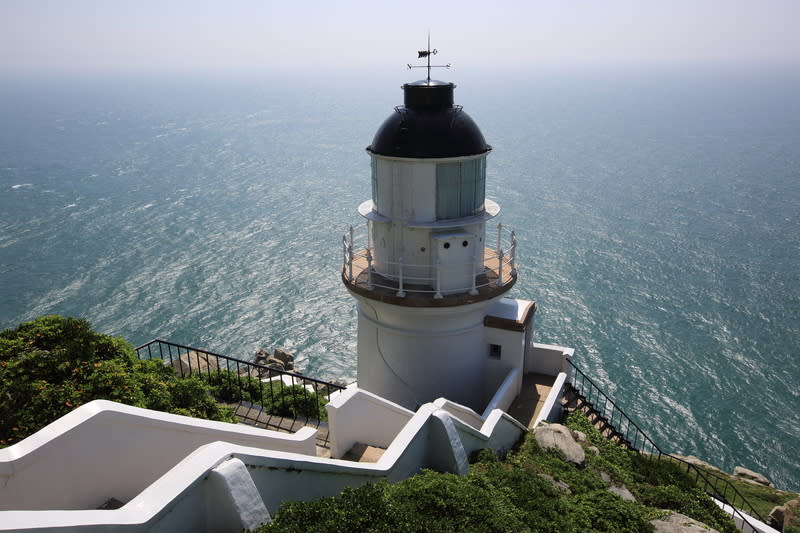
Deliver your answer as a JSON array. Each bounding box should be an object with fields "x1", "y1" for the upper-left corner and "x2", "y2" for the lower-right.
[
  {"x1": 565, "y1": 358, "x2": 765, "y2": 529},
  {"x1": 136, "y1": 339, "x2": 346, "y2": 429}
]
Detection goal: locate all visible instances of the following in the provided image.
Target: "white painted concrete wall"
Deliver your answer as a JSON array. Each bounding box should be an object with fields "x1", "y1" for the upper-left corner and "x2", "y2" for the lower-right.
[
  {"x1": 532, "y1": 372, "x2": 569, "y2": 428},
  {"x1": 0, "y1": 400, "x2": 316, "y2": 511},
  {"x1": 433, "y1": 397, "x2": 486, "y2": 430},
  {"x1": 527, "y1": 343, "x2": 574, "y2": 375},
  {"x1": 713, "y1": 498, "x2": 780, "y2": 533},
  {"x1": 355, "y1": 296, "x2": 500, "y2": 411},
  {"x1": 326, "y1": 385, "x2": 414, "y2": 459},
  {"x1": 481, "y1": 367, "x2": 522, "y2": 417},
  {"x1": 0, "y1": 395, "x2": 527, "y2": 532}
]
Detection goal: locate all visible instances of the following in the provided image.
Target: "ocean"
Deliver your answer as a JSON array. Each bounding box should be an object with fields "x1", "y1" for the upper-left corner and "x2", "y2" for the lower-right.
[{"x1": 1, "y1": 66, "x2": 798, "y2": 491}]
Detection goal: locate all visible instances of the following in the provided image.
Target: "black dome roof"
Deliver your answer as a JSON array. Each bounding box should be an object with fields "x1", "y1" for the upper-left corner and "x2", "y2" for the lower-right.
[{"x1": 367, "y1": 79, "x2": 490, "y2": 159}]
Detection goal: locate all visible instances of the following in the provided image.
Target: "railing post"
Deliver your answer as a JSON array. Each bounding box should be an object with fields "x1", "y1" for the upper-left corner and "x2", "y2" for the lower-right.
[
  {"x1": 496, "y1": 222, "x2": 502, "y2": 254},
  {"x1": 366, "y1": 249, "x2": 374, "y2": 290},
  {"x1": 396, "y1": 257, "x2": 406, "y2": 297},
  {"x1": 510, "y1": 230, "x2": 517, "y2": 275},
  {"x1": 469, "y1": 253, "x2": 478, "y2": 295},
  {"x1": 496, "y1": 248, "x2": 504, "y2": 287},
  {"x1": 347, "y1": 225, "x2": 354, "y2": 283},
  {"x1": 434, "y1": 258, "x2": 443, "y2": 299}
]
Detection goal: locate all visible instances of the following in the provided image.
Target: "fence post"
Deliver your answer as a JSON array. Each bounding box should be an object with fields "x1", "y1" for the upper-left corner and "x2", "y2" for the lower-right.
[
  {"x1": 434, "y1": 259, "x2": 443, "y2": 299},
  {"x1": 347, "y1": 225, "x2": 354, "y2": 283},
  {"x1": 496, "y1": 248, "x2": 504, "y2": 287},
  {"x1": 469, "y1": 253, "x2": 479, "y2": 295},
  {"x1": 397, "y1": 257, "x2": 406, "y2": 297},
  {"x1": 366, "y1": 249, "x2": 374, "y2": 290},
  {"x1": 510, "y1": 230, "x2": 517, "y2": 275}
]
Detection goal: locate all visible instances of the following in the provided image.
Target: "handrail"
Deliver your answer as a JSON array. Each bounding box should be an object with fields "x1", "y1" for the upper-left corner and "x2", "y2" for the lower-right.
[
  {"x1": 135, "y1": 339, "x2": 345, "y2": 429},
  {"x1": 342, "y1": 222, "x2": 517, "y2": 296},
  {"x1": 565, "y1": 358, "x2": 765, "y2": 528}
]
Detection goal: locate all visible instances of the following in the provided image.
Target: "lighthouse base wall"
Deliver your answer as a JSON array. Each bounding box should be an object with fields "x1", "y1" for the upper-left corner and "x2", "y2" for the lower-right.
[{"x1": 355, "y1": 298, "x2": 499, "y2": 412}]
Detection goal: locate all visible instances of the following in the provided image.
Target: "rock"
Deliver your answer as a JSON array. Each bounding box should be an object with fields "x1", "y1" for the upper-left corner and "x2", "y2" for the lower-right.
[
  {"x1": 253, "y1": 348, "x2": 270, "y2": 364},
  {"x1": 785, "y1": 498, "x2": 800, "y2": 532},
  {"x1": 587, "y1": 446, "x2": 600, "y2": 456},
  {"x1": 733, "y1": 466, "x2": 773, "y2": 487},
  {"x1": 264, "y1": 357, "x2": 286, "y2": 372},
  {"x1": 170, "y1": 350, "x2": 219, "y2": 376},
  {"x1": 671, "y1": 455, "x2": 724, "y2": 474},
  {"x1": 608, "y1": 484, "x2": 636, "y2": 502},
  {"x1": 651, "y1": 512, "x2": 720, "y2": 533},
  {"x1": 768, "y1": 505, "x2": 785, "y2": 530},
  {"x1": 534, "y1": 423, "x2": 585, "y2": 466},
  {"x1": 272, "y1": 347, "x2": 295, "y2": 367},
  {"x1": 571, "y1": 430, "x2": 587, "y2": 443},
  {"x1": 599, "y1": 471, "x2": 612, "y2": 484}
]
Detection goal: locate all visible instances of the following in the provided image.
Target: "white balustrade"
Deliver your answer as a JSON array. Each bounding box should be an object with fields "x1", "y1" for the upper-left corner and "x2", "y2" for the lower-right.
[{"x1": 342, "y1": 222, "x2": 519, "y2": 297}]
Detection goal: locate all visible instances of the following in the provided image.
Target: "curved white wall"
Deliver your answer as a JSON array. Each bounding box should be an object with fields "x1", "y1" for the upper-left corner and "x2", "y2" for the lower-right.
[
  {"x1": 0, "y1": 400, "x2": 316, "y2": 511},
  {"x1": 355, "y1": 296, "x2": 502, "y2": 411}
]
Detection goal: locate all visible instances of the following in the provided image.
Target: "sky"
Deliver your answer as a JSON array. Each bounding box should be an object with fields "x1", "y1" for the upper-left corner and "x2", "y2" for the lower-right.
[{"x1": 1, "y1": 0, "x2": 799, "y2": 76}]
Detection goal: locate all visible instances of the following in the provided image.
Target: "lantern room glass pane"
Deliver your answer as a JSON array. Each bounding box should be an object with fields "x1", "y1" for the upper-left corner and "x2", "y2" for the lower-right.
[
  {"x1": 436, "y1": 157, "x2": 486, "y2": 219},
  {"x1": 436, "y1": 163, "x2": 461, "y2": 219}
]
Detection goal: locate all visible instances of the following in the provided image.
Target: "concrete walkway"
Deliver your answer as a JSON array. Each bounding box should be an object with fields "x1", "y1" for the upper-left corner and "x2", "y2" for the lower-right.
[{"x1": 506, "y1": 373, "x2": 555, "y2": 429}]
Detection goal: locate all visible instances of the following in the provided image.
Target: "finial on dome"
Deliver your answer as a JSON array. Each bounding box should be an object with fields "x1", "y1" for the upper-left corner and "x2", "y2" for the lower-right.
[{"x1": 406, "y1": 32, "x2": 450, "y2": 83}]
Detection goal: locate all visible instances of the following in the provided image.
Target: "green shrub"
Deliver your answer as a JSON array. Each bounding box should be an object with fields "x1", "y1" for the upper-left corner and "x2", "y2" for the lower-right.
[
  {"x1": 200, "y1": 369, "x2": 264, "y2": 403},
  {"x1": 266, "y1": 384, "x2": 328, "y2": 421},
  {"x1": 256, "y1": 410, "x2": 743, "y2": 533},
  {"x1": 636, "y1": 485, "x2": 739, "y2": 533},
  {"x1": 265, "y1": 481, "x2": 407, "y2": 532},
  {"x1": 262, "y1": 471, "x2": 528, "y2": 533},
  {"x1": 0, "y1": 315, "x2": 233, "y2": 445},
  {"x1": 564, "y1": 489, "x2": 655, "y2": 533},
  {"x1": 197, "y1": 371, "x2": 328, "y2": 421}
]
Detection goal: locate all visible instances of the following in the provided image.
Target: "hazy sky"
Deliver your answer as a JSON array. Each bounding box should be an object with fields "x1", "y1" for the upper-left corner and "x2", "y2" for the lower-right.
[{"x1": 1, "y1": 0, "x2": 798, "y2": 75}]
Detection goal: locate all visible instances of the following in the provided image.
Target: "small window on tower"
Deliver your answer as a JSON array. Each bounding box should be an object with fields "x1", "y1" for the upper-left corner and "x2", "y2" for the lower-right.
[{"x1": 489, "y1": 344, "x2": 502, "y2": 359}]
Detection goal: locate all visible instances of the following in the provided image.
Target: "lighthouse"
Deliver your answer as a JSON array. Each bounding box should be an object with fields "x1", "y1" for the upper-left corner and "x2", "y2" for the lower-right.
[{"x1": 342, "y1": 50, "x2": 534, "y2": 412}]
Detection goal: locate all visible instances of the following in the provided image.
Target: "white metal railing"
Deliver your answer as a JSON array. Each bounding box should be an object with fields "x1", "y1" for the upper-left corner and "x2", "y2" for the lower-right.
[{"x1": 342, "y1": 222, "x2": 517, "y2": 298}]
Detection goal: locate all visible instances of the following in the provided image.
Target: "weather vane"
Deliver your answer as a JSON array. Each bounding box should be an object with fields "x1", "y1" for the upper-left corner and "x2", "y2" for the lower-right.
[{"x1": 407, "y1": 33, "x2": 450, "y2": 83}]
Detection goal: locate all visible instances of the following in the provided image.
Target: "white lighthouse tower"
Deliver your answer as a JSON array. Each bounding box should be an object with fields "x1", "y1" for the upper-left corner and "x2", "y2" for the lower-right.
[{"x1": 342, "y1": 53, "x2": 533, "y2": 412}]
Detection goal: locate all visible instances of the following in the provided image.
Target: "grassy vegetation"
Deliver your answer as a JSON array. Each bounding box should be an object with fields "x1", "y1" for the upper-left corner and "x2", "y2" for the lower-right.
[
  {"x1": 0, "y1": 315, "x2": 235, "y2": 445},
  {"x1": 198, "y1": 369, "x2": 329, "y2": 421},
  {"x1": 255, "y1": 411, "x2": 744, "y2": 533},
  {"x1": 0, "y1": 315, "x2": 329, "y2": 446},
  {"x1": 685, "y1": 463, "x2": 799, "y2": 520}
]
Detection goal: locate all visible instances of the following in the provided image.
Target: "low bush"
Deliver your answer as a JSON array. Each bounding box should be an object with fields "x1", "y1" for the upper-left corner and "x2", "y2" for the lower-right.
[
  {"x1": 197, "y1": 370, "x2": 328, "y2": 421},
  {"x1": 0, "y1": 315, "x2": 233, "y2": 445},
  {"x1": 256, "y1": 410, "x2": 742, "y2": 533}
]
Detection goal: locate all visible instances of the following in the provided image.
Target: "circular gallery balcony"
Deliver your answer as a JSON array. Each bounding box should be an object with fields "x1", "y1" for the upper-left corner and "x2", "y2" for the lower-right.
[{"x1": 341, "y1": 222, "x2": 518, "y2": 308}]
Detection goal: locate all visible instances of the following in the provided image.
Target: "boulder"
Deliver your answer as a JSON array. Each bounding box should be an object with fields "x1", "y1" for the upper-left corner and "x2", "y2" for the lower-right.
[
  {"x1": 264, "y1": 357, "x2": 286, "y2": 372},
  {"x1": 671, "y1": 455, "x2": 724, "y2": 474},
  {"x1": 733, "y1": 466, "x2": 773, "y2": 487},
  {"x1": 170, "y1": 350, "x2": 219, "y2": 376},
  {"x1": 534, "y1": 423, "x2": 585, "y2": 466},
  {"x1": 587, "y1": 446, "x2": 600, "y2": 456},
  {"x1": 254, "y1": 348, "x2": 270, "y2": 365},
  {"x1": 272, "y1": 347, "x2": 295, "y2": 367},
  {"x1": 785, "y1": 498, "x2": 800, "y2": 532},
  {"x1": 768, "y1": 505, "x2": 785, "y2": 530},
  {"x1": 608, "y1": 484, "x2": 636, "y2": 502},
  {"x1": 651, "y1": 513, "x2": 719, "y2": 533},
  {"x1": 571, "y1": 430, "x2": 587, "y2": 443}
]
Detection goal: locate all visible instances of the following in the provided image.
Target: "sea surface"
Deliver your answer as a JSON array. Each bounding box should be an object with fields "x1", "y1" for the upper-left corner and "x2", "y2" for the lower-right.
[{"x1": 1, "y1": 66, "x2": 798, "y2": 491}]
